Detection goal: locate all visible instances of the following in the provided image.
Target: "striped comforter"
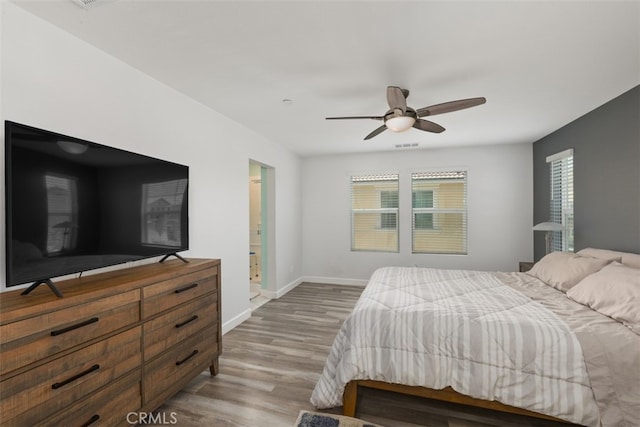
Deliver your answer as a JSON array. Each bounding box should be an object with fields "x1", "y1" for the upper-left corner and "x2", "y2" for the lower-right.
[{"x1": 310, "y1": 267, "x2": 601, "y2": 426}]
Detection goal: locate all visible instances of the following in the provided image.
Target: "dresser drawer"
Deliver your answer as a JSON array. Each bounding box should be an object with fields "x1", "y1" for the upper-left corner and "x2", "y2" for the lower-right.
[
  {"x1": 0, "y1": 290, "x2": 140, "y2": 376},
  {"x1": 142, "y1": 267, "x2": 217, "y2": 319},
  {"x1": 1, "y1": 326, "x2": 141, "y2": 426},
  {"x1": 144, "y1": 292, "x2": 217, "y2": 361},
  {"x1": 38, "y1": 369, "x2": 141, "y2": 427},
  {"x1": 143, "y1": 324, "x2": 218, "y2": 405}
]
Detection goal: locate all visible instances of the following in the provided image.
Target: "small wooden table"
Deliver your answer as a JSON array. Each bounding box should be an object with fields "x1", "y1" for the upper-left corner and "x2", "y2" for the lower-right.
[{"x1": 519, "y1": 261, "x2": 534, "y2": 272}]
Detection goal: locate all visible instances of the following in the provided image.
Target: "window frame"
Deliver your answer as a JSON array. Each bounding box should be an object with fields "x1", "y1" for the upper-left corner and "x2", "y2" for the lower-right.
[
  {"x1": 547, "y1": 149, "x2": 574, "y2": 252},
  {"x1": 350, "y1": 173, "x2": 400, "y2": 253},
  {"x1": 411, "y1": 170, "x2": 468, "y2": 255},
  {"x1": 379, "y1": 189, "x2": 399, "y2": 229},
  {"x1": 412, "y1": 189, "x2": 436, "y2": 230}
]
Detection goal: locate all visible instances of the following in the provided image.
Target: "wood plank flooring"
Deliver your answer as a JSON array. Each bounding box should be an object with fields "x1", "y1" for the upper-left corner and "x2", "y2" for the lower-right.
[{"x1": 156, "y1": 283, "x2": 578, "y2": 427}]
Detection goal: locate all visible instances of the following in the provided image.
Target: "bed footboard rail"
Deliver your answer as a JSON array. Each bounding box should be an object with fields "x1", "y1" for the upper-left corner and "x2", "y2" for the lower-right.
[{"x1": 343, "y1": 380, "x2": 572, "y2": 424}]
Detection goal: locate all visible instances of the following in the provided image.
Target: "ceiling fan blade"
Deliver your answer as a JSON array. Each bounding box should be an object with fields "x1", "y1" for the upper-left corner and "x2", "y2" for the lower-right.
[
  {"x1": 364, "y1": 125, "x2": 387, "y2": 140},
  {"x1": 416, "y1": 97, "x2": 486, "y2": 117},
  {"x1": 386, "y1": 86, "x2": 407, "y2": 112},
  {"x1": 326, "y1": 116, "x2": 384, "y2": 120},
  {"x1": 413, "y1": 119, "x2": 445, "y2": 133}
]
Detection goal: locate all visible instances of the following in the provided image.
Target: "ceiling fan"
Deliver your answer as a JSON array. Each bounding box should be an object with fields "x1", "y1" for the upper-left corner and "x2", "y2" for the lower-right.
[{"x1": 326, "y1": 86, "x2": 486, "y2": 140}]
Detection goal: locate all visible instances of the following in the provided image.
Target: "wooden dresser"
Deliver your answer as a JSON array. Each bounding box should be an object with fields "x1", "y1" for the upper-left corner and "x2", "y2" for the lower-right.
[{"x1": 0, "y1": 258, "x2": 221, "y2": 426}]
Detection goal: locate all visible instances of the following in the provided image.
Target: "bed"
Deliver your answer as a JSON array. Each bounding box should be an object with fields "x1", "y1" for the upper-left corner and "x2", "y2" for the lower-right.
[{"x1": 310, "y1": 248, "x2": 640, "y2": 426}]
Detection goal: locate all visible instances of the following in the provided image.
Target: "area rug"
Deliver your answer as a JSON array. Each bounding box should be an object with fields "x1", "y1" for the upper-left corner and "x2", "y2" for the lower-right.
[{"x1": 294, "y1": 410, "x2": 384, "y2": 427}]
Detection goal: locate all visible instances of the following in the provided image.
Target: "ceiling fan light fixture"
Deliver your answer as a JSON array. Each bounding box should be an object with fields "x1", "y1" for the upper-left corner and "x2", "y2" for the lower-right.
[
  {"x1": 326, "y1": 86, "x2": 485, "y2": 140},
  {"x1": 385, "y1": 115, "x2": 416, "y2": 132}
]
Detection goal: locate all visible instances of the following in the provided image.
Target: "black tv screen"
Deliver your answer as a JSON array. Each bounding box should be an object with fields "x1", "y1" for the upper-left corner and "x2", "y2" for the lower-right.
[{"x1": 4, "y1": 121, "x2": 189, "y2": 288}]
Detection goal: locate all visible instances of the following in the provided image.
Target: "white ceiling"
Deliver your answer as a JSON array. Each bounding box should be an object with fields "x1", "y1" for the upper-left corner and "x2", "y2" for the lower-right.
[{"x1": 10, "y1": 0, "x2": 640, "y2": 157}]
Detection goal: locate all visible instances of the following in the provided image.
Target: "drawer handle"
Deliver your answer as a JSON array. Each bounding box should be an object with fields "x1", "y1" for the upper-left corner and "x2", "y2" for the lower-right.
[
  {"x1": 52, "y1": 364, "x2": 100, "y2": 389},
  {"x1": 81, "y1": 415, "x2": 100, "y2": 427},
  {"x1": 51, "y1": 317, "x2": 99, "y2": 336},
  {"x1": 174, "y1": 283, "x2": 198, "y2": 294},
  {"x1": 176, "y1": 350, "x2": 198, "y2": 366},
  {"x1": 175, "y1": 315, "x2": 199, "y2": 329}
]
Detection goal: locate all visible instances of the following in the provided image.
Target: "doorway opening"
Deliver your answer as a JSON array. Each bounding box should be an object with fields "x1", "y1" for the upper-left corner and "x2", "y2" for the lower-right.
[
  {"x1": 249, "y1": 160, "x2": 273, "y2": 310},
  {"x1": 249, "y1": 163, "x2": 262, "y2": 297}
]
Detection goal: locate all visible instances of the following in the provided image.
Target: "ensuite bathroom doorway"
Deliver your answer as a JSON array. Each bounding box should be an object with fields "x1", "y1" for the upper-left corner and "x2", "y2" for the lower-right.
[{"x1": 249, "y1": 160, "x2": 271, "y2": 310}]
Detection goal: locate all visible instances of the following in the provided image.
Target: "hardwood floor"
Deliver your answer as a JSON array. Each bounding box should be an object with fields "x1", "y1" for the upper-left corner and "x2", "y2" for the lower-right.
[{"x1": 156, "y1": 283, "x2": 578, "y2": 427}]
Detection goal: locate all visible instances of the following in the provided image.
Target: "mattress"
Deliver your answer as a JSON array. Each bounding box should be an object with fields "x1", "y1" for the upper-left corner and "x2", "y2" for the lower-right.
[{"x1": 311, "y1": 266, "x2": 640, "y2": 426}]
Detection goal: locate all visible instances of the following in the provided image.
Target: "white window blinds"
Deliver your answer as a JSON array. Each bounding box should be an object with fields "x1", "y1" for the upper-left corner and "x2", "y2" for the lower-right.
[
  {"x1": 411, "y1": 171, "x2": 467, "y2": 254},
  {"x1": 351, "y1": 174, "x2": 399, "y2": 252},
  {"x1": 547, "y1": 149, "x2": 574, "y2": 252}
]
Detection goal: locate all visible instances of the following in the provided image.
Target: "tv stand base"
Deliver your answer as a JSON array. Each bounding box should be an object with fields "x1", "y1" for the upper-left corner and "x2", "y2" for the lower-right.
[
  {"x1": 21, "y1": 279, "x2": 63, "y2": 298},
  {"x1": 159, "y1": 252, "x2": 189, "y2": 264}
]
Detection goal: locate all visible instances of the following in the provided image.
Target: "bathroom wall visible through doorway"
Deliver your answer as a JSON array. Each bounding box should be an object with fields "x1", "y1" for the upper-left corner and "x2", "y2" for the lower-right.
[{"x1": 249, "y1": 162, "x2": 262, "y2": 299}]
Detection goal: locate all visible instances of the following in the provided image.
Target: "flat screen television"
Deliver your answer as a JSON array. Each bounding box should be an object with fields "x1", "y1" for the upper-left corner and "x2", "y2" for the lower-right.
[{"x1": 4, "y1": 121, "x2": 189, "y2": 295}]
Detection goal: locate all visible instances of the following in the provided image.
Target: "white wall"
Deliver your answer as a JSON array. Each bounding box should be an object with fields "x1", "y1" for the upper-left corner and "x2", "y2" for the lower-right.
[
  {"x1": 302, "y1": 144, "x2": 533, "y2": 283},
  {"x1": 0, "y1": 2, "x2": 302, "y2": 333},
  {"x1": 1, "y1": 2, "x2": 531, "y2": 330}
]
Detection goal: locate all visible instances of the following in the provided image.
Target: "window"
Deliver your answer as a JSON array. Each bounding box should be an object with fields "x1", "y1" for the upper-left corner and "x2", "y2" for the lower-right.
[
  {"x1": 380, "y1": 190, "x2": 399, "y2": 229},
  {"x1": 547, "y1": 149, "x2": 574, "y2": 251},
  {"x1": 413, "y1": 190, "x2": 434, "y2": 229},
  {"x1": 351, "y1": 174, "x2": 399, "y2": 252},
  {"x1": 411, "y1": 171, "x2": 467, "y2": 254}
]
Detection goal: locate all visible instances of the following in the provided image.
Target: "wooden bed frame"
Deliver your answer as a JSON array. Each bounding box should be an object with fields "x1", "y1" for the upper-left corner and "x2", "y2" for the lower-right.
[{"x1": 343, "y1": 380, "x2": 572, "y2": 424}]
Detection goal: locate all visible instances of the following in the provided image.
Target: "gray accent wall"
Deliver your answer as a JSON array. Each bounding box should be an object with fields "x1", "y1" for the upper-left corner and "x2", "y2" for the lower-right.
[{"x1": 533, "y1": 85, "x2": 640, "y2": 260}]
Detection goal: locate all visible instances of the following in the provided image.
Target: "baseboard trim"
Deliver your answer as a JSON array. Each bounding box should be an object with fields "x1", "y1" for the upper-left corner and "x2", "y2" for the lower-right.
[
  {"x1": 261, "y1": 277, "x2": 304, "y2": 299},
  {"x1": 222, "y1": 308, "x2": 251, "y2": 335},
  {"x1": 302, "y1": 276, "x2": 368, "y2": 287}
]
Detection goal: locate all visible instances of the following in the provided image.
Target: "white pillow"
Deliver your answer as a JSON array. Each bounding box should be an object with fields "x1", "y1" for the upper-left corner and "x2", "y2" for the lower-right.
[
  {"x1": 576, "y1": 248, "x2": 623, "y2": 263},
  {"x1": 527, "y1": 251, "x2": 611, "y2": 292},
  {"x1": 567, "y1": 262, "x2": 640, "y2": 335},
  {"x1": 577, "y1": 247, "x2": 640, "y2": 269}
]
